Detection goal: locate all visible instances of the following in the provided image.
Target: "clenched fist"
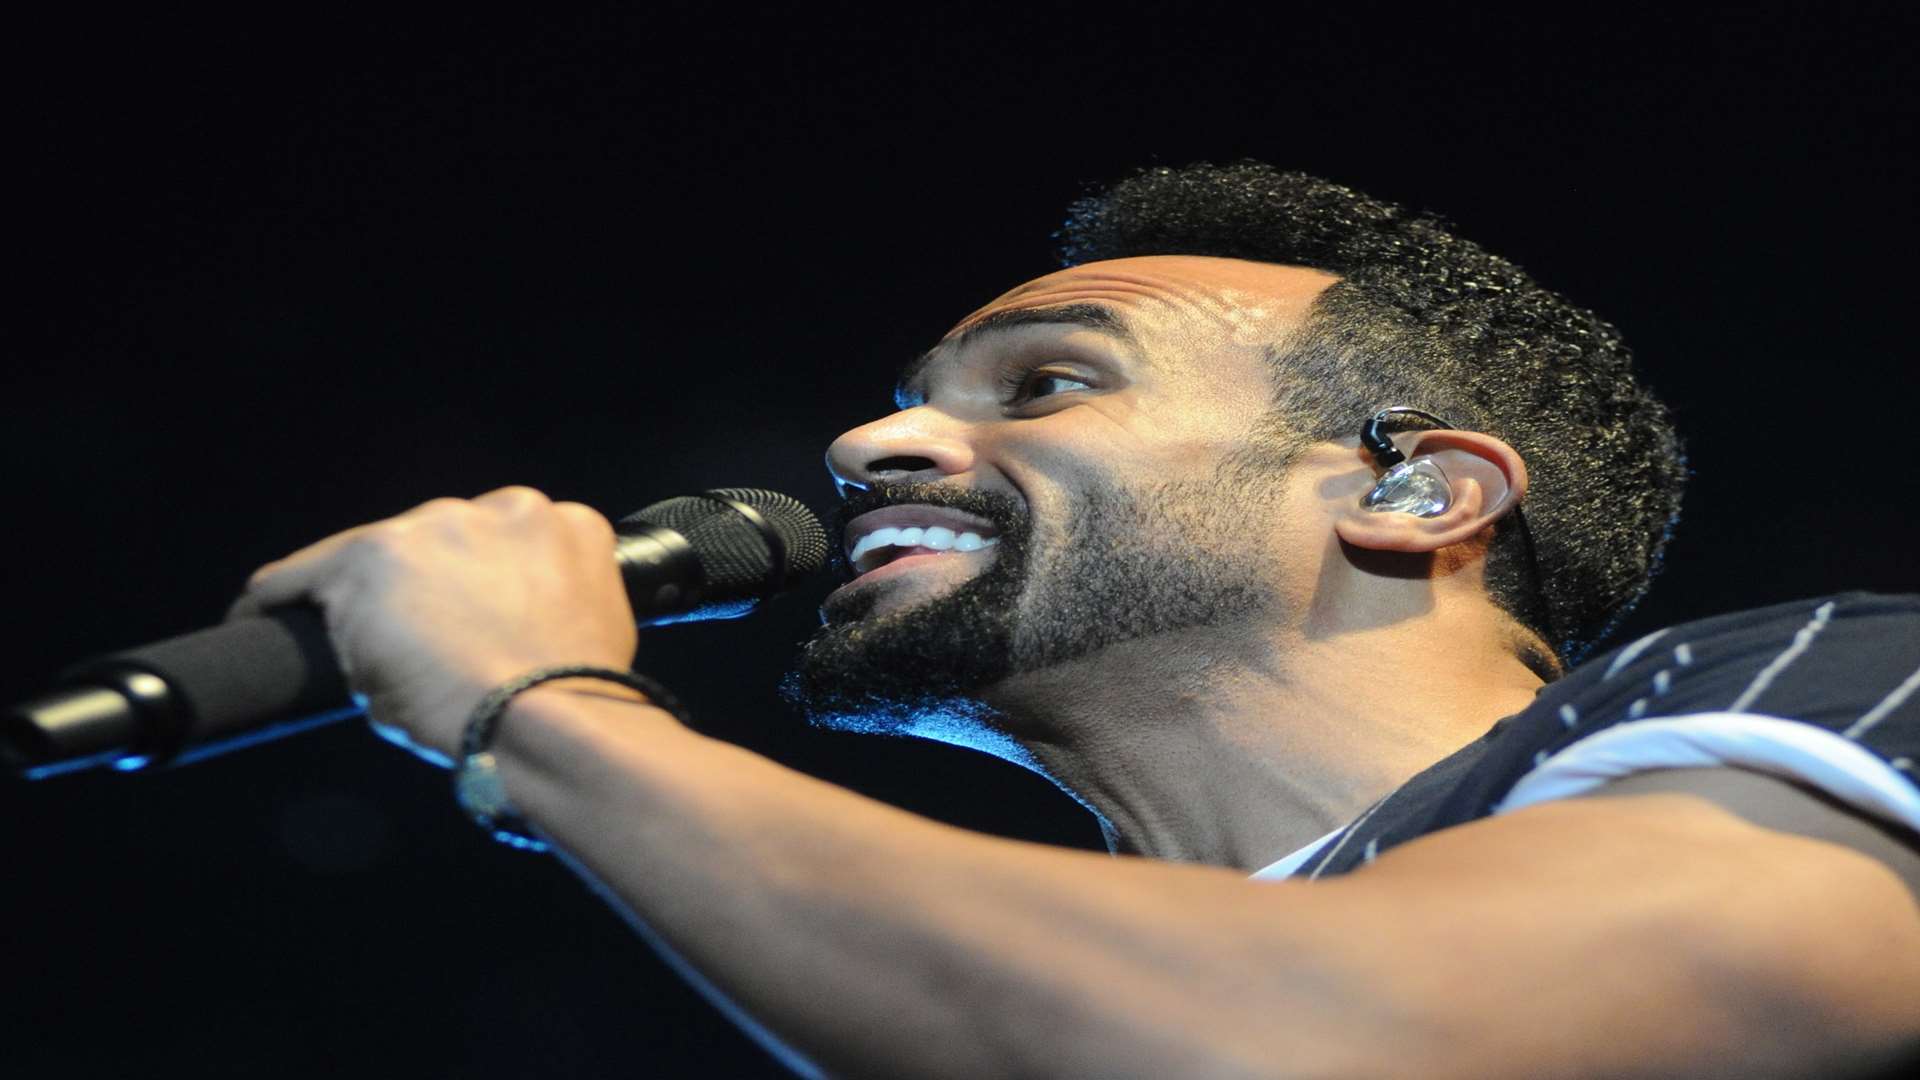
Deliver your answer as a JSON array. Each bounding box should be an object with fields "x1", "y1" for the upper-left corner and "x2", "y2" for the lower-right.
[{"x1": 227, "y1": 486, "x2": 640, "y2": 763}]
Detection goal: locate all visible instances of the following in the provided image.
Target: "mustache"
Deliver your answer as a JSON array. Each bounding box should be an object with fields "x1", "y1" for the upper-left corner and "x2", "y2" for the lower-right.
[{"x1": 827, "y1": 481, "x2": 1029, "y2": 575}]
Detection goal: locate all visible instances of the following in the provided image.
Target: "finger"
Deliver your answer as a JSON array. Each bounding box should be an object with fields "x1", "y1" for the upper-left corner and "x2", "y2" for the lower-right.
[
  {"x1": 394, "y1": 495, "x2": 477, "y2": 522},
  {"x1": 227, "y1": 495, "x2": 480, "y2": 622},
  {"x1": 225, "y1": 525, "x2": 375, "y2": 621},
  {"x1": 553, "y1": 500, "x2": 617, "y2": 547},
  {"x1": 470, "y1": 485, "x2": 552, "y2": 515}
]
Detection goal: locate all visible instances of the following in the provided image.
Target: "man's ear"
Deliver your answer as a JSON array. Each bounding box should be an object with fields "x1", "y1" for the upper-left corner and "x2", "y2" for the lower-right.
[{"x1": 1332, "y1": 429, "x2": 1529, "y2": 554}]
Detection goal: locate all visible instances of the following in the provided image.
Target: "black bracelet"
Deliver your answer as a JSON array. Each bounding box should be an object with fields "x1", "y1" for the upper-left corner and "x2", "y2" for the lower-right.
[{"x1": 453, "y1": 664, "x2": 690, "y2": 852}]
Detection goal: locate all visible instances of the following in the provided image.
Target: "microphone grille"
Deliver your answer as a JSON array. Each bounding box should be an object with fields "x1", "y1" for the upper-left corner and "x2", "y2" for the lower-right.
[
  {"x1": 619, "y1": 488, "x2": 828, "y2": 596},
  {"x1": 704, "y1": 487, "x2": 831, "y2": 579}
]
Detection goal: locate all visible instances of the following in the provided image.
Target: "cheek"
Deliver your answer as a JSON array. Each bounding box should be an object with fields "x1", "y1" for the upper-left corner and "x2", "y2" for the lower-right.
[
  {"x1": 973, "y1": 413, "x2": 1118, "y2": 490},
  {"x1": 994, "y1": 400, "x2": 1235, "y2": 476},
  {"x1": 1110, "y1": 382, "x2": 1275, "y2": 466},
  {"x1": 971, "y1": 441, "x2": 1088, "y2": 549},
  {"x1": 983, "y1": 418, "x2": 1252, "y2": 533}
]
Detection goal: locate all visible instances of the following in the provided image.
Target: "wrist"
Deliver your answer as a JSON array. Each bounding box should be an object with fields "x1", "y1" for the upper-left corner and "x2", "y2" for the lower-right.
[
  {"x1": 495, "y1": 678, "x2": 687, "y2": 774},
  {"x1": 515, "y1": 677, "x2": 658, "y2": 708},
  {"x1": 454, "y1": 666, "x2": 692, "y2": 851}
]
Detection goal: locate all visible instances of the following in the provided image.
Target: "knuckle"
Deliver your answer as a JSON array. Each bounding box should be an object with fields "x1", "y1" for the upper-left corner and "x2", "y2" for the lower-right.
[
  {"x1": 416, "y1": 496, "x2": 470, "y2": 516},
  {"x1": 554, "y1": 501, "x2": 616, "y2": 540},
  {"x1": 345, "y1": 527, "x2": 403, "y2": 560},
  {"x1": 482, "y1": 485, "x2": 551, "y2": 514}
]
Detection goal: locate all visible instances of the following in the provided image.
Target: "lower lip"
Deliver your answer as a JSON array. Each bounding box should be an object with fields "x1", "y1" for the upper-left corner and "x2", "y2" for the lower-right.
[{"x1": 828, "y1": 546, "x2": 990, "y2": 601}]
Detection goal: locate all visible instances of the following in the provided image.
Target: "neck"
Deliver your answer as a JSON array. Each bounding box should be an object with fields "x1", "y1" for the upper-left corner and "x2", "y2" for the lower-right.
[{"x1": 977, "y1": 601, "x2": 1545, "y2": 873}]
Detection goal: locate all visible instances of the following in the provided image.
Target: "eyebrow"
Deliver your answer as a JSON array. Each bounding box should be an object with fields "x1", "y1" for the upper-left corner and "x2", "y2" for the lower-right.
[{"x1": 893, "y1": 302, "x2": 1140, "y2": 408}]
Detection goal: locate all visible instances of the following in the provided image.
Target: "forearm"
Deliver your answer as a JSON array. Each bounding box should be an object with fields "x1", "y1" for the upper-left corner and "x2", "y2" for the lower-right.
[
  {"x1": 489, "y1": 687, "x2": 1401, "y2": 1079},
  {"x1": 487, "y1": 687, "x2": 1920, "y2": 1080}
]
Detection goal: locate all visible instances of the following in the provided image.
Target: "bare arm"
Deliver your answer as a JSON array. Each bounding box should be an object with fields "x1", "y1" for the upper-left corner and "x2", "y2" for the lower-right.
[{"x1": 497, "y1": 686, "x2": 1920, "y2": 1080}]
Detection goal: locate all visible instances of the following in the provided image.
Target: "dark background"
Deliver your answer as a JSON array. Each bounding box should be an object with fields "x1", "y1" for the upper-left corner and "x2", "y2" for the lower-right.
[{"x1": 7, "y1": 6, "x2": 1917, "y2": 1077}]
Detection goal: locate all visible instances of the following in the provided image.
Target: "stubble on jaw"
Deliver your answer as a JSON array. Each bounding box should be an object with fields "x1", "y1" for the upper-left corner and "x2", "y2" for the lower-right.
[
  {"x1": 780, "y1": 481, "x2": 1031, "y2": 735},
  {"x1": 780, "y1": 463, "x2": 1291, "y2": 743},
  {"x1": 1006, "y1": 475, "x2": 1278, "y2": 673}
]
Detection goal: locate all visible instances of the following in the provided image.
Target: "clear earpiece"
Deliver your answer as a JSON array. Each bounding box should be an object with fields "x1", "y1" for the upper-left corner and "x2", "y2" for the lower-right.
[{"x1": 1361, "y1": 459, "x2": 1452, "y2": 517}]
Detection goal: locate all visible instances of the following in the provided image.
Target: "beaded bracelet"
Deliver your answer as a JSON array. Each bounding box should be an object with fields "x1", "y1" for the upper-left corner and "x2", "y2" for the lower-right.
[{"x1": 453, "y1": 664, "x2": 691, "y2": 852}]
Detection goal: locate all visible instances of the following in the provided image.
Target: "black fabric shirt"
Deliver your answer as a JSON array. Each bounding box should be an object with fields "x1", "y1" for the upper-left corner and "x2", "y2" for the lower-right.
[{"x1": 1293, "y1": 591, "x2": 1920, "y2": 880}]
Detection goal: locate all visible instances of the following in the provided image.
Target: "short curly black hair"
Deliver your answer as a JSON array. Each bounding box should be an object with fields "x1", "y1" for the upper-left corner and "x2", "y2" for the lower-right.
[{"x1": 1057, "y1": 163, "x2": 1686, "y2": 670}]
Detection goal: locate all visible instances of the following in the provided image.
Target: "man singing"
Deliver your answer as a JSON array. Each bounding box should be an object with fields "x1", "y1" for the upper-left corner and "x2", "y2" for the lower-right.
[{"x1": 232, "y1": 163, "x2": 1920, "y2": 1077}]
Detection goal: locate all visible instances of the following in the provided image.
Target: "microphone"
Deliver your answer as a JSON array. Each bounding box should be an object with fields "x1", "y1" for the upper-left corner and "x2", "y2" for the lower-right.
[{"x1": 4, "y1": 488, "x2": 828, "y2": 779}]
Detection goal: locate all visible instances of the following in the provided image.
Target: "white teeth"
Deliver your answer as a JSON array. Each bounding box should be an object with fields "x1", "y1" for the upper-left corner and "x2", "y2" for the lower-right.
[
  {"x1": 848, "y1": 523, "x2": 1001, "y2": 571},
  {"x1": 848, "y1": 527, "x2": 901, "y2": 566}
]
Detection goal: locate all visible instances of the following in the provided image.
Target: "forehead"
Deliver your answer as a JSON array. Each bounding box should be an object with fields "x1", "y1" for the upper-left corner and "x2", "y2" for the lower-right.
[{"x1": 946, "y1": 255, "x2": 1338, "y2": 349}]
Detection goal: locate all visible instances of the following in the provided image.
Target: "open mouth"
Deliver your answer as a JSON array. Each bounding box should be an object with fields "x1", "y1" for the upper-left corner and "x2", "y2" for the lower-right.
[{"x1": 841, "y1": 504, "x2": 1003, "y2": 579}]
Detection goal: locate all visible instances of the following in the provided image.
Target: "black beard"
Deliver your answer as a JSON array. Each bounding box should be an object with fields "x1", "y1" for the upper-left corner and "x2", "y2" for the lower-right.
[
  {"x1": 779, "y1": 472, "x2": 1280, "y2": 741},
  {"x1": 778, "y1": 481, "x2": 1032, "y2": 735}
]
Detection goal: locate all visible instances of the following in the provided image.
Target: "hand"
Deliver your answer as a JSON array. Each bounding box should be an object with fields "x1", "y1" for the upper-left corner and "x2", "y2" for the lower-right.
[{"x1": 227, "y1": 486, "x2": 639, "y2": 764}]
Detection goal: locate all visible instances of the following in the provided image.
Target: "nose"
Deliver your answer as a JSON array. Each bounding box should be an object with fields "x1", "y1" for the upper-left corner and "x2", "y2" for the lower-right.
[{"x1": 826, "y1": 406, "x2": 977, "y2": 499}]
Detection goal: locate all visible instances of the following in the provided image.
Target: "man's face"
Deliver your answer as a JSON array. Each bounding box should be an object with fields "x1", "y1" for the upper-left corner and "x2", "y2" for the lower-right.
[{"x1": 782, "y1": 256, "x2": 1339, "y2": 741}]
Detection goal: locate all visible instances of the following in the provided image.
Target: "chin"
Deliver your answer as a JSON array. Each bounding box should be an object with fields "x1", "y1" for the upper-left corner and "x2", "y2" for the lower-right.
[
  {"x1": 789, "y1": 584, "x2": 1023, "y2": 728},
  {"x1": 820, "y1": 580, "x2": 879, "y2": 627}
]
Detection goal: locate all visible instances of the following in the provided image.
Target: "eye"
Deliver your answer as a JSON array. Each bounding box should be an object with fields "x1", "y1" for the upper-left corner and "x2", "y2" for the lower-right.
[{"x1": 998, "y1": 366, "x2": 1093, "y2": 406}]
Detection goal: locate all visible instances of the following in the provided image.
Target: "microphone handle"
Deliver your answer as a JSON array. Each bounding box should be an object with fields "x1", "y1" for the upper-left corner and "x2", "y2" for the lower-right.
[
  {"x1": 6, "y1": 522, "x2": 712, "y2": 777},
  {"x1": 8, "y1": 606, "x2": 358, "y2": 778}
]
